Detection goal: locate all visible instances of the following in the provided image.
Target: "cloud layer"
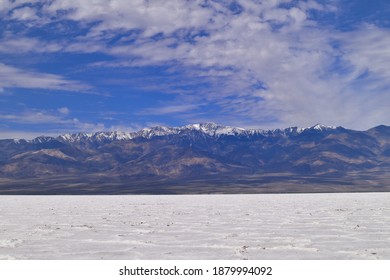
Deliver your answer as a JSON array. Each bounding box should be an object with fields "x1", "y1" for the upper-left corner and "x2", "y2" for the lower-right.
[
  {"x1": 0, "y1": 63, "x2": 89, "y2": 92},
  {"x1": 0, "y1": 0, "x2": 389, "y2": 134}
]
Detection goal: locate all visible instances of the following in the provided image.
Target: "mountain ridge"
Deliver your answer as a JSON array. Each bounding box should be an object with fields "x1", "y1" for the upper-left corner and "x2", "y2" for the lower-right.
[
  {"x1": 7, "y1": 122, "x2": 346, "y2": 143},
  {"x1": 0, "y1": 123, "x2": 389, "y2": 194}
]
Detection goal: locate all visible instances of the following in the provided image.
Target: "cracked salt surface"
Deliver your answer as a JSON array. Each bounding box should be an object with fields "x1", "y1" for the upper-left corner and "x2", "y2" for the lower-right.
[{"x1": 0, "y1": 193, "x2": 389, "y2": 259}]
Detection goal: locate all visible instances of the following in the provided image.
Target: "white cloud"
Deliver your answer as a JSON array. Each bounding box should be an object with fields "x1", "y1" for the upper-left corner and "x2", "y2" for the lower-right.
[
  {"x1": 57, "y1": 107, "x2": 70, "y2": 115},
  {"x1": 0, "y1": 110, "x2": 69, "y2": 124},
  {"x1": 0, "y1": 109, "x2": 105, "y2": 137},
  {"x1": 1, "y1": 0, "x2": 389, "y2": 129},
  {"x1": 43, "y1": 0, "x2": 214, "y2": 38},
  {"x1": 11, "y1": 6, "x2": 39, "y2": 20},
  {"x1": 0, "y1": 35, "x2": 63, "y2": 53},
  {"x1": 140, "y1": 104, "x2": 202, "y2": 115},
  {"x1": 0, "y1": 63, "x2": 90, "y2": 91},
  {"x1": 0, "y1": 107, "x2": 146, "y2": 139},
  {"x1": 340, "y1": 24, "x2": 390, "y2": 81},
  {"x1": 0, "y1": 0, "x2": 42, "y2": 17}
]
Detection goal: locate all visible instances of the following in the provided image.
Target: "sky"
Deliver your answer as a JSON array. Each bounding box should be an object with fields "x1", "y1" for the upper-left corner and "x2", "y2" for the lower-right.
[{"x1": 0, "y1": 0, "x2": 389, "y2": 139}]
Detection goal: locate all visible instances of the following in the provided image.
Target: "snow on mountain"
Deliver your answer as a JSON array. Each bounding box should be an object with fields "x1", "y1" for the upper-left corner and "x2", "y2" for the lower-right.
[
  {"x1": 185, "y1": 123, "x2": 246, "y2": 136},
  {"x1": 20, "y1": 123, "x2": 340, "y2": 144},
  {"x1": 58, "y1": 133, "x2": 92, "y2": 142},
  {"x1": 57, "y1": 132, "x2": 135, "y2": 143},
  {"x1": 308, "y1": 124, "x2": 337, "y2": 131},
  {"x1": 92, "y1": 131, "x2": 135, "y2": 141},
  {"x1": 12, "y1": 139, "x2": 25, "y2": 144},
  {"x1": 139, "y1": 126, "x2": 179, "y2": 138},
  {"x1": 30, "y1": 136, "x2": 56, "y2": 143}
]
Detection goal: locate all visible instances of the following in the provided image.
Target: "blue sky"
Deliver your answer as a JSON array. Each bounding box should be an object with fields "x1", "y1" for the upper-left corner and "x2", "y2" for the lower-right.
[{"x1": 0, "y1": 0, "x2": 389, "y2": 139}]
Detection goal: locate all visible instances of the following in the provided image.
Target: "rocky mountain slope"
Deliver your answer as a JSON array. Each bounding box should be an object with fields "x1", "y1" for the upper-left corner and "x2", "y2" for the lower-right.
[{"x1": 0, "y1": 123, "x2": 389, "y2": 194}]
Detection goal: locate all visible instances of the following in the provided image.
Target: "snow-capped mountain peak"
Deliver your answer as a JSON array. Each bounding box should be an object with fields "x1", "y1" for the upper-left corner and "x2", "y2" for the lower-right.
[
  {"x1": 307, "y1": 124, "x2": 337, "y2": 131},
  {"x1": 24, "y1": 123, "x2": 342, "y2": 144},
  {"x1": 58, "y1": 133, "x2": 93, "y2": 143},
  {"x1": 30, "y1": 136, "x2": 56, "y2": 143},
  {"x1": 185, "y1": 123, "x2": 246, "y2": 136},
  {"x1": 57, "y1": 131, "x2": 135, "y2": 143}
]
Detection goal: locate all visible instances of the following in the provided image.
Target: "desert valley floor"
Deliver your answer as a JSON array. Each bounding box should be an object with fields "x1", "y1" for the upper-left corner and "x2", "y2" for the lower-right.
[{"x1": 0, "y1": 193, "x2": 389, "y2": 259}]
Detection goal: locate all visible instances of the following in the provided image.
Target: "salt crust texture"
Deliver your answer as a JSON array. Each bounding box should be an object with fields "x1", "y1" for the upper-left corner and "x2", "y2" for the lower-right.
[{"x1": 0, "y1": 193, "x2": 389, "y2": 259}]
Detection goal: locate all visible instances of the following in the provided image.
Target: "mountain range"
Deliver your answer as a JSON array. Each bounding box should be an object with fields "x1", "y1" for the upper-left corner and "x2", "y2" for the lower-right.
[{"x1": 0, "y1": 123, "x2": 389, "y2": 194}]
